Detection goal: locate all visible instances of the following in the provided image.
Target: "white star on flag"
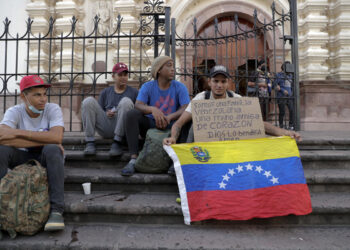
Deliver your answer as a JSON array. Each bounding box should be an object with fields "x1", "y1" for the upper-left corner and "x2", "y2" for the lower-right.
[
  {"x1": 270, "y1": 177, "x2": 279, "y2": 184},
  {"x1": 255, "y1": 166, "x2": 263, "y2": 173},
  {"x1": 228, "y1": 169, "x2": 235, "y2": 176},
  {"x1": 263, "y1": 171, "x2": 271, "y2": 178},
  {"x1": 219, "y1": 181, "x2": 227, "y2": 189},
  {"x1": 236, "y1": 165, "x2": 243, "y2": 173},
  {"x1": 246, "y1": 164, "x2": 253, "y2": 171},
  {"x1": 222, "y1": 174, "x2": 230, "y2": 182}
]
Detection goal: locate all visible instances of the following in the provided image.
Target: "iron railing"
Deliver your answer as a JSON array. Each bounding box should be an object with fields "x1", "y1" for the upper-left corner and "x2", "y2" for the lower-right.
[{"x1": 0, "y1": 0, "x2": 299, "y2": 131}]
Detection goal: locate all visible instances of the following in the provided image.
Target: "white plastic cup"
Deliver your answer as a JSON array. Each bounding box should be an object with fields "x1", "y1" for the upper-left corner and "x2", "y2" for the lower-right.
[{"x1": 82, "y1": 182, "x2": 91, "y2": 195}]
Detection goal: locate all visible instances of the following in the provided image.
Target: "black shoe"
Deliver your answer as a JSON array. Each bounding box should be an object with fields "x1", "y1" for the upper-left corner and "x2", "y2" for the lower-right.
[
  {"x1": 84, "y1": 142, "x2": 96, "y2": 156},
  {"x1": 109, "y1": 141, "x2": 123, "y2": 157},
  {"x1": 121, "y1": 161, "x2": 135, "y2": 176},
  {"x1": 44, "y1": 212, "x2": 65, "y2": 231}
]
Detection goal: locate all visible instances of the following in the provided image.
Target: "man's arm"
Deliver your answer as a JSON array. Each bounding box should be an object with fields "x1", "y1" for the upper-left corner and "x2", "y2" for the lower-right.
[
  {"x1": 0, "y1": 125, "x2": 64, "y2": 147},
  {"x1": 165, "y1": 104, "x2": 188, "y2": 124},
  {"x1": 264, "y1": 122, "x2": 301, "y2": 141},
  {"x1": 163, "y1": 111, "x2": 192, "y2": 145},
  {"x1": 135, "y1": 100, "x2": 168, "y2": 129}
]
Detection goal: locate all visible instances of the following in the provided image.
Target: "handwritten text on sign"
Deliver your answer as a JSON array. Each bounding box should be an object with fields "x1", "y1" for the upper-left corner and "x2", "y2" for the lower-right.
[{"x1": 192, "y1": 97, "x2": 265, "y2": 142}]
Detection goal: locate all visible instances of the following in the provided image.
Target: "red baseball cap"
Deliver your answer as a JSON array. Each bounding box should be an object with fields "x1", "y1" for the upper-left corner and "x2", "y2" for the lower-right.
[
  {"x1": 112, "y1": 62, "x2": 128, "y2": 74},
  {"x1": 20, "y1": 75, "x2": 51, "y2": 92}
]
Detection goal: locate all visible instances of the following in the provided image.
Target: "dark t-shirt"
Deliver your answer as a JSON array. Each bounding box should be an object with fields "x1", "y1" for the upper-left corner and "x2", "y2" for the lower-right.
[{"x1": 98, "y1": 86, "x2": 138, "y2": 111}]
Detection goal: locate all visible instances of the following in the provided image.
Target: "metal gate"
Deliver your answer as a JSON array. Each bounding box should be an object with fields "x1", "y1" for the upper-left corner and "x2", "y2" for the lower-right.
[{"x1": 0, "y1": 0, "x2": 299, "y2": 131}]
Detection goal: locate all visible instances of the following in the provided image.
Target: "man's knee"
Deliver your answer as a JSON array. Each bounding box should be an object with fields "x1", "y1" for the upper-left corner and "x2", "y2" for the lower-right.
[
  {"x1": 126, "y1": 108, "x2": 143, "y2": 122},
  {"x1": 118, "y1": 97, "x2": 134, "y2": 110},
  {"x1": 42, "y1": 144, "x2": 63, "y2": 158},
  {"x1": 82, "y1": 96, "x2": 98, "y2": 109}
]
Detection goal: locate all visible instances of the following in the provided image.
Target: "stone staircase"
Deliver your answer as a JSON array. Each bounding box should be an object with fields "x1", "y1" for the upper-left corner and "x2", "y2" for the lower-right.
[{"x1": 1, "y1": 131, "x2": 350, "y2": 249}]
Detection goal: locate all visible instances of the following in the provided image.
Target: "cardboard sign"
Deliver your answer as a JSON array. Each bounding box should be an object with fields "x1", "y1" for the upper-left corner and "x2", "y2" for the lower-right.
[{"x1": 192, "y1": 97, "x2": 265, "y2": 142}]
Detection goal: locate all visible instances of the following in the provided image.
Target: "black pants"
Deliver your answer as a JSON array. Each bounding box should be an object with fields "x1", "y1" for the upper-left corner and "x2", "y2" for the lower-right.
[
  {"x1": 278, "y1": 98, "x2": 294, "y2": 128},
  {"x1": 0, "y1": 144, "x2": 65, "y2": 214},
  {"x1": 125, "y1": 109, "x2": 190, "y2": 155}
]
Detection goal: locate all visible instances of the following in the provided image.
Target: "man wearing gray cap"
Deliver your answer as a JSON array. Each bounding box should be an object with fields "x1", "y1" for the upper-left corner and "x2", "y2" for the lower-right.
[
  {"x1": 121, "y1": 56, "x2": 190, "y2": 176},
  {"x1": 163, "y1": 65, "x2": 301, "y2": 147}
]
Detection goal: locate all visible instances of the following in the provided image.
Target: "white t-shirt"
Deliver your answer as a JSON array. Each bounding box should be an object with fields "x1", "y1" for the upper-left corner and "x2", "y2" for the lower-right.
[
  {"x1": 0, "y1": 103, "x2": 64, "y2": 131},
  {"x1": 185, "y1": 90, "x2": 241, "y2": 114}
]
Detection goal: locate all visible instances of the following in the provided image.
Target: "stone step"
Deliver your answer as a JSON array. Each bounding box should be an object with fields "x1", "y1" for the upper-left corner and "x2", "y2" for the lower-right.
[
  {"x1": 62, "y1": 191, "x2": 350, "y2": 225},
  {"x1": 64, "y1": 150, "x2": 350, "y2": 169},
  {"x1": 1, "y1": 224, "x2": 349, "y2": 249},
  {"x1": 64, "y1": 167, "x2": 350, "y2": 193}
]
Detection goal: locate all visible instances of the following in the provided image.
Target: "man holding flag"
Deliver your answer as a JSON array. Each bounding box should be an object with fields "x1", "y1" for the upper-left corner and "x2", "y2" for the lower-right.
[
  {"x1": 162, "y1": 65, "x2": 311, "y2": 225},
  {"x1": 163, "y1": 65, "x2": 301, "y2": 146}
]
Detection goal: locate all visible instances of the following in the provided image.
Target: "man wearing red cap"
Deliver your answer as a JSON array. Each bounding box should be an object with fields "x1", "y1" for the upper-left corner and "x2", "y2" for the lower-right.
[
  {"x1": 0, "y1": 75, "x2": 65, "y2": 231},
  {"x1": 81, "y1": 62, "x2": 138, "y2": 156}
]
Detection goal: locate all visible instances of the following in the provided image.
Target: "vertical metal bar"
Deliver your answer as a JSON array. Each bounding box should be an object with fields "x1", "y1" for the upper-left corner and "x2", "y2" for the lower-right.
[
  {"x1": 184, "y1": 34, "x2": 187, "y2": 81},
  {"x1": 290, "y1": 0, "x2": 300, "y2": 130},
  {"x1": 38, "y1": 33, "x2": 41, "y2": 75},
  {"x1": 194, "y1": 18, "x2": 198, "y2": 94},
  {"x1": 204, "y1": 33, "x2": 208, "y2": 75},
  {"x1": 165, "y1": 7, "x2": 171, "y2": 56},
  {"x1": 105, "y1": 31, "x2": 109, "y2": 79},
  {"x1": 235, "y1": 15, "x2": 239, "y2": 93},
  {"x1": 171, "y1": 18, "x2": 176, "y2": 63},
  {"x1": 14, "y1": 90, "x2": 17, "y2": 105},
  {"x1": 82, "y1": 32, "x2": 86, "y2": 80},
  {"x1": 26, "y1": 29, "x2": 30, "y2": 74},
  {"x1": 60, "y1": 33, "x2": 63, "y2": 80},
  {"x1": 139, "y1": 18, "x2": 142, "y2": 82},
  {"x1": 245, "y1": 26, "x2": 249, "y2": 96},
  {"x1": 225, "y1": 32, "x2": 228, "y2": 69},
  {"x1": 48, "y1": 20, "x2": 53, "y2": 83},
  {"x1": 214, "y1": 18, "x2": 218, "y2": 64},
  {"x1": 154, "y1": 14, "x2": 159, "y2": 58},
  {"x1": 117, "y1": 25, "x2": 120, "y2": 62},
  {"x1": 128, "y1": 30, "x2": 131, "y2": 78},
  {"x1": 15, "y1": 34, "x2": 19, "y2": 81}
]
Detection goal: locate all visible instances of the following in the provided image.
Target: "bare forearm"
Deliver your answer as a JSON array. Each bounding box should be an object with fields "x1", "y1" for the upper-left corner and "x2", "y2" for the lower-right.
[
  {"x1": 0, "y1": 138, "x2": 45, "y2": 148},
  {"x1": 171, "y1": 123, "x2": 182, "y2": 141},
  {"x1": 167, "y1": 104, "x2": 188, "y2": 122},
  {"x1": 135, "y1": 102, "x2": 153, "y2": 115},
  {"x1": 16, "y1": 130, "x2": 63, "y2": 144}
]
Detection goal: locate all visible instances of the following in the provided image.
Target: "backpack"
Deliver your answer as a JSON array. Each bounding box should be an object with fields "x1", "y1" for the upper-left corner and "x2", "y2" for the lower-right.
[
  {"x1": 135, "y1": 128, "x2": 172, "y2": 173},
  {"x1": 0, "y1": 159, "x2": 50, "y2": 239}
]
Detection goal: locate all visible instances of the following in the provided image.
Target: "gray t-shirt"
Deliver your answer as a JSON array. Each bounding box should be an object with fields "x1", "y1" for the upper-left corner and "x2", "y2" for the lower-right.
[
  {"x1": 98, "y1": 86, "x2": 138, "y2": 111},
  {"x1": 0, "y1": 103, "x2": 64, "y2": 131}
]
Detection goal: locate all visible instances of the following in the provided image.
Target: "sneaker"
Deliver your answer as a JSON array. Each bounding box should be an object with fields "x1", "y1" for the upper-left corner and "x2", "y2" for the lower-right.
[
  {"x1": 288, "y1": 126, "x2": 295, "y2": 131},
  {"x1": 121, "y1": 161, "x2": 135, "y2": 176},
  {"x1": 167, "y1": 164, "x2": 175, "y2": 176},
  {"x1": 44, "y1": 212, "x2": 65, "y2": 231},
  {"x1": 84, "y1": 142, "x2": 96, "y2": 156},
  {"x1": 109, "y1": 141, "x2": 123, "y2": 157}
]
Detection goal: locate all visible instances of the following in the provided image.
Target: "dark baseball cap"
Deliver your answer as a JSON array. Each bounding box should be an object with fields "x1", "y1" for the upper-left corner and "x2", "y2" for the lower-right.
[
  {"x1": 112, "y1": 62, "x2": 128, "y2": 74},
  {"x1": 20, "y1": 75, "x2": 51, "y2": 92},
  {"x1": 209, "y1": 65, "x2": 230, "y2": 78}
]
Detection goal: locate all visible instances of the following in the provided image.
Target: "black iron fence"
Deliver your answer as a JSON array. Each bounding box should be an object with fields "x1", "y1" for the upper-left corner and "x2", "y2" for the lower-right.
[{"x1": 0, "y1": 0, "x2": 299, "y2": 131}]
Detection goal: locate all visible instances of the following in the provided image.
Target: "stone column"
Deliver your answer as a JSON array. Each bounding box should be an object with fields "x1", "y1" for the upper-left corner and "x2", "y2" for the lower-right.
[
  {"x1": 113, "y1": 0, "x2": 140, "y2": 79},
  {"x1": 54, "y1": 0, "x2": 84, "y2": 82},
  {"x1": 26, "y1": 0, "x2": 52, "y2": 75},
  {"x1": 298, "y1": 0, "x2": 330, "y2": 81},
  {"x1": 329, "y1": 0, "x2": 350, "y2": 80}
]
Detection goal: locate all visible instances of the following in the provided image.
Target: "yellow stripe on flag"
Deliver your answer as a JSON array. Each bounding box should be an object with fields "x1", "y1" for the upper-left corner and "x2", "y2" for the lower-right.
[{"x1": 170, "y1": 136, "x2": 300, "y2": 165}]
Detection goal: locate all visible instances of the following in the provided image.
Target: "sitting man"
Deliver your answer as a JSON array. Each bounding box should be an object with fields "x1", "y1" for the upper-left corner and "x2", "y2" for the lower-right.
[
  {"x1": 163, "y1": 65, "x2": 301, "y2": 146},
  {"x1": 82, "y1": 62, "x2": 138, "y2": 156},
  {"x1": 0, "y1": 75, "x2": 65, "y2": 231},
  {"x1": 121, "y1": 56, "x2": 190, "y2": 176}
]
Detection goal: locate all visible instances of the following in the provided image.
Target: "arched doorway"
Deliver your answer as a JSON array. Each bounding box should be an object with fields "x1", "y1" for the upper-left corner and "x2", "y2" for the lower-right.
[{"x1": 194, "y1": 15, "x2": 268, "y2": 94}]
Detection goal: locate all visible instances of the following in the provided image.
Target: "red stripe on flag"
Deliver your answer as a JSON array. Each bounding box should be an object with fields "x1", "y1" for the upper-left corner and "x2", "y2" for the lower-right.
[{"x1": 187, "y1": 184, "x2": 312, "y2": 222}]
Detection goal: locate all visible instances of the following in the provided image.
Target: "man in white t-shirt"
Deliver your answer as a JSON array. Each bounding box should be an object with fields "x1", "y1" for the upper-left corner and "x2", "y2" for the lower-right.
[
  {"x1": 163, "y1": 65, "x2": 301, "y2": 147},
  {"x1": 0, "y1": 75, "x2": 65, "y2": 231}
]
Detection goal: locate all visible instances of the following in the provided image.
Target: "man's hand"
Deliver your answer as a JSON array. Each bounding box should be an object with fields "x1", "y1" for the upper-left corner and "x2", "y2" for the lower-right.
[
  {"x1": 284, "y1": 90, "x2": 289, "y2": 96},
  {"x1": 58, "y1": 144, "x2": 65, "y2": 155},
  {"x1": 163, "y1": 137, "x2": 176, "y2": 146},
  {"x1": 152, "y1": 107, "x2": 168, "y2": 129},
  {"x1": 276, "y1": 85, "x2": 281, "y2": 91},
  {"x1": 286, "y1": 130, "x2": 302, "y2": 142},
  {"x1": 0, "y1": 127, "x2": 17, "y2": 141},
  {"x1": 106, "y1": 110, "x2": 116, "y2": 118}
]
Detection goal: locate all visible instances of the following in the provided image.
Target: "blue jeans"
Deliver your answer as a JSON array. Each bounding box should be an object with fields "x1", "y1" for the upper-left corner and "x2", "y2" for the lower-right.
[{"x1": 0, "y1": 144, "x2": 65, "y2": 214}]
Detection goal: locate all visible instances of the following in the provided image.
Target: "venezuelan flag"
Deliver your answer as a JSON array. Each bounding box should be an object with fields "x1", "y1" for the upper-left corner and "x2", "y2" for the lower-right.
[{"x1": 164, "y1": 136, "x2": 312, "y2": 225}]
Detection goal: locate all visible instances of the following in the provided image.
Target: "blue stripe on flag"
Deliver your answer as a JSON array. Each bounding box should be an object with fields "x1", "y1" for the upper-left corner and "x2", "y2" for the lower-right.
[{"x1": 181, "y1": 157, "x2": 306, "y2": 192}]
